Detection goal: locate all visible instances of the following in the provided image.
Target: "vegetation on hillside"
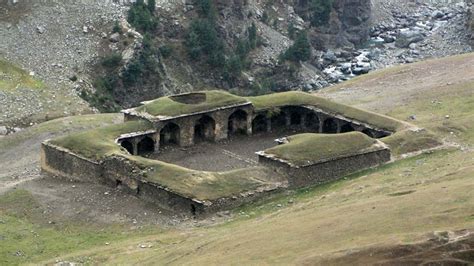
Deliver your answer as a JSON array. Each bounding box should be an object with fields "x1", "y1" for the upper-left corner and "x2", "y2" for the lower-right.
[
  {"x1": 185, "y1": 0, "x2": 261, "y2": 86},
  {"x1": 280, "y1": 31, "x2": 312, "y2": 62},
  {"x1": 309, "y1": 0, "x2": 333, "y2": 27},
  {"x1": 82, "y1": 0, "x2": 163, "y2": 112}
]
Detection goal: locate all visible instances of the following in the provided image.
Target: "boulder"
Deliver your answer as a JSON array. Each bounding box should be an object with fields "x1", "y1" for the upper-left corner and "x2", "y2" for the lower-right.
[
  {"x1": 396, "y1": 29, "x2": 424, "y2": 48},
  {"x1": 109, "y1": 33, "x2": 120, "y2": 43},
  {"x1": 432, "y1": 10, "x2": 444, "y2": 19}
]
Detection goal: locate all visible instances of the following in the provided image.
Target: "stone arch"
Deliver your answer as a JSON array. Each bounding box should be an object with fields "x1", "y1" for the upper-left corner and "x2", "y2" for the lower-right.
[
  {"x1": 160, "y1": 122, "x2": 180, "y2": 146},
  {"x1": 305, "y1": 112, "x2": 320, "y2": 131},
  {"x1": 252, "y1": 114, "x2": 268, "y2": 134},
  {"x1": 322, "y1": 118, "x2": 338, "y2": 133},
  {"x1": 194, "y1": 115, "x2": 216, "y2": 143},
  {"x1": 270, "y1": 111, "x2": 288, "y2": 132},
  {"x1": 228, "y1": 109, "x2": 248, "y2": 135},
  {"x1": 340, "y1": 123, "x2": 355, "y2": 133},
  {"x1": 137, "y1": 136, "x2": 155, "y2": 154},
  {"x1": 120, "y1": 140, "x2": 134, "y2": 154}
]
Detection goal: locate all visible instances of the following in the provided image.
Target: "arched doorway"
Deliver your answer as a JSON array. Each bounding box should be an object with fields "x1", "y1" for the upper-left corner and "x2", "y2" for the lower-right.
[
  {"x1": 305, "y1": 112, "x2": 320, "y2": 132},
  {"x1": 160, "y1": 122, "x2": 180, "y2": 146},
  {"x1": 323, "y1": 118, "x2": 338, "y2": 133},
  {"x1": 252, "y1": 114, "x2": 268, "y2": 134},
  {"x1": 340, "y1": 123, "x2": 355, "y2": 133},
  {"x1": 228, "y1": 109, "x2": 248, "y2": 135},
  {"x1": 270, "y1": 111, "x2": 287, "y2": 132},
  {"x1": 194, "y1": 115, "x2": 216, "y2": 143},
  {"x1": 137, "y1": 136, "x2": 155, "y2": 154},
  {"x1": 290, "y1": 112, "x2": 302, "y2": 127},
  {"x1": 120, "y1": 140, "x2": 134, "y2": 154}
]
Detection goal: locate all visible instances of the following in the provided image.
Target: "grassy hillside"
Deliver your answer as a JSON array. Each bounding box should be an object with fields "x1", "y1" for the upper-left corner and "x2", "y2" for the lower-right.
[{"x1": 0, "y1": 54, "x2": 473, "y2": 264}]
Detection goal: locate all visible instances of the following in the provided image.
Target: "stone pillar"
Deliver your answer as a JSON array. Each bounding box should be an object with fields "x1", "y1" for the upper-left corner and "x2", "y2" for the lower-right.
[
  {"x1": 266, "y1": 118, "x2": 272, "y2": 132},
  {"x1": 318, "y1": 115, "x2": 324, "y2": 133},
  {"x1": 285, "y1": 112, "x2": 291, "y2": 127},
  {"x1": 300, "y1": 114, "x2": 307, "y2": 130},
  {"x1": 214, "y1": 112, "x2": 228, "y2": 141},
  {"x1": 153, "y1": 132, "x2": 160, "y2": 152},
  {"x1": 132, "y1": 139, "x2": 138, "y2": 155},
  {"x1": 336, "y1": 120, "x2": 342, "y2": 133},
  {"x1": 180, "y1": 124, "x2": 194, "y2": 147},
  {"x1": 246, "y1": 114, "x2": 253, "y2": 135}
]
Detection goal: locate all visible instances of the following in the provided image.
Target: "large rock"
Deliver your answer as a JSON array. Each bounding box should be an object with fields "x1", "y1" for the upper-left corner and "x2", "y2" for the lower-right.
[{"x1": 396, "y1": 29, "x2": 424, "y2": 48}]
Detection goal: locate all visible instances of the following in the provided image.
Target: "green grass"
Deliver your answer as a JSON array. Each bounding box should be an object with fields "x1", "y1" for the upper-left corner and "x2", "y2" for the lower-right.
[
  {"x1": 134, "y1": 90, "x2": 406, "y2": 133},
  {"x1": 49, "y1": 120, "x2": 153, "y2": 161},
  {"x1": 135, "y1": 90, "x2": 248, "y2": 117},
  {"x1": 247, "y1": 91, "x2": 406, "y2": 132},
  {"x1": 264, "y1": 132, "x2": 379, "y2": 166},
  {"x1": 0, "y1": 59, "x2": 43, "y2": 91},
  {"x1": 0, "y1": 114, "x2": 121, "y2": 152},
  {"x1": 0, "y1": 190, "x2": 158, "y2": 265},
  {"x1": 133, "y1": 155, "x2": 279, "y2": 201}
]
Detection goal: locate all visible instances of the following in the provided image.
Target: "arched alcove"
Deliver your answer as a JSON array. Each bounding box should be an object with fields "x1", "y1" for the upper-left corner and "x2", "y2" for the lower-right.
[
  {"x1": 160, "y1": 122, "x2": 180, "y2": 146},
  {"x1": 194, "y1": 115, "x2": 216, "y2": 143},
  {"x1": 228, "y1": 109, "x2": 248, "y2": 135}
]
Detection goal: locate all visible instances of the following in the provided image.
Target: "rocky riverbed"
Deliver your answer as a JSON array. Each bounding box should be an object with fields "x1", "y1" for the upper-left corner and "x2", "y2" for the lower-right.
[{"x1": 319, "y1": 2, "x2": 472, "y2": 84}]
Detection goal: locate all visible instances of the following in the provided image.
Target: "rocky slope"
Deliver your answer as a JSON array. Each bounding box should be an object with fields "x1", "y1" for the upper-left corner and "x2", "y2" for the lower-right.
[{"x1": 1, "y1": 0, "x2": 472, "y2": 129}]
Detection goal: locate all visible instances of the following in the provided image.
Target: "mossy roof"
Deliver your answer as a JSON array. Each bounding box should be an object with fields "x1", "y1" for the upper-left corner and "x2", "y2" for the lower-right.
[
  {"x1": 131, "y1": 90, "x2": 405, "y2": 132},
  {"x1": 48, "y1": 120, "x2": 281, "y2": 201},
  {"x1": 133, "y1": 90, "x2": 249, "y2": 118},
  {"x1": 263, "y1": 132, "x2": 384, "y2": 166},
  {"x1": 48, "y1": 120, "x2": 154, "y2": 161},
  {"x1": 246, "y1": 91, "x2": 405, "y2": 132},
  {"x1": 129, "y1": 157, "x2": 282, "y2": 201}
]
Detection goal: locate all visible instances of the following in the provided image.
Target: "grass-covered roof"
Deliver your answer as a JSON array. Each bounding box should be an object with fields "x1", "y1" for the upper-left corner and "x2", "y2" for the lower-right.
[
  {"x1": 263, "y1": 132, "x2": 384, "y2": 166},
  {"x1": 133, "y1": 90, "x2": 249, "y2": 118},
  {"x1": 48, "y1": 120, "x2": 154, "y2": 161},
  {"x1": 247, "y1": 91, "x2": 405, "y2": 132},
  {"x1": 48, "y1": 120, "x2": 281, "y2": 201}
]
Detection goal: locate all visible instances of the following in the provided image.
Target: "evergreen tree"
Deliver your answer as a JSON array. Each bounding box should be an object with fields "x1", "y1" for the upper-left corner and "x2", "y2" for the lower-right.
[
  {"x1": 310, "y1": 0, "x2": 332, "y2": 27},
  {"x1": 281, "y1": 31, "x2": 311, "y2": 62},
  {"x1": 148, "y1": 0, "x2": 156, "y2": 13}
]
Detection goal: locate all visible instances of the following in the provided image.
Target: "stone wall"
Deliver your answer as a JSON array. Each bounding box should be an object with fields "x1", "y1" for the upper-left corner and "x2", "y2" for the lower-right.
[
  {"x1": 40, "y1": 142, "x2": 103, "y2": 183},
  {"x1": 258, "y1": 148, "x2": 391, "y2": 188}
]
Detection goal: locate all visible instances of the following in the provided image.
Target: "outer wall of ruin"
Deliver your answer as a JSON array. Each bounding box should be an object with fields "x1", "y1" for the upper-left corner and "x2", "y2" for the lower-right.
[
  {"x1": 40, "y1": 142, "x2": 203, "y2": 215},
  {"x1": 258, "y1": 149, "x2": 391, "y2": 188},
  {"x1": 40, "y1": 143, "x2": 104, "y2": 184}
]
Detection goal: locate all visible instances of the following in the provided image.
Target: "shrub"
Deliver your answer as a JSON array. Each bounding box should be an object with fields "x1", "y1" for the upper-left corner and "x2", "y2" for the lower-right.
[
  {"x1": 261, "y1": 11, "x2": 269, "y2": 24},
  {"x1": 159, "y1": 45, "x2": 173, "y2": 58},
  {"x1": 280, "y1": 31, "x2": 311, "y2": 62},
  {"x1": 101, "y1": 53, "x2": 123, "y2": 68},
  {"x1": 127, "y1": 0, "x2": 158, "y2": 33},
  {"x1": 288, "y1": 21, "x2": 297, "y2": 40},
  {"x1": 310, "y1": 0, "x2": 332, "y2": 27},
  {"x1": 112, "y1": 20, "x2": 122, "y2": 33}
]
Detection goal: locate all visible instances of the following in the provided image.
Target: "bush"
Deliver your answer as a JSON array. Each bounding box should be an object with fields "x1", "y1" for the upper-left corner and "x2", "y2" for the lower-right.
[
  {"x1": 101, "y1": 53, "x2": 123, "y2": 68},
  {"x1": 288, "y1": 21, "x2": 297, "y2": 40},
  {"x1": 185, "y1": 18, "x2": 225, "y2": 67},
  {"x1": 112, "y1": 21, "x2": 122, "y2": 33},
  {"x1": 310, "y1": 0, "x2": 332, "y2": 27},
  {"x1": 280, "y1": 31, "x2": 311, "y2": 62},
  {"x1": 127, "y1": 0, "x2": 158, "y2": 33},
  {"x1": 159, "y1": 45, "x2": 173, "y2": 58}
]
